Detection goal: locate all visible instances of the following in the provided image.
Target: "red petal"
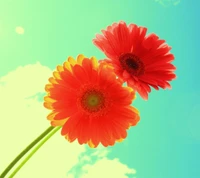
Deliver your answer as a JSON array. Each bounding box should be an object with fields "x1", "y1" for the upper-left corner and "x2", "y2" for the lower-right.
[
  {"x1": 72, "y1": 64, "x2": 89, "y2": 83},
  {"x1": 61, "y1": 112, "x2": 82, "y2": 135}
]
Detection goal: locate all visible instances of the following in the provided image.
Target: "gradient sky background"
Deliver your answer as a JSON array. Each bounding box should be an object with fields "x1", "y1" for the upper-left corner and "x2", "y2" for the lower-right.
[{"x1": 0, "y1": 0, "x2": 200, "y2": 178}]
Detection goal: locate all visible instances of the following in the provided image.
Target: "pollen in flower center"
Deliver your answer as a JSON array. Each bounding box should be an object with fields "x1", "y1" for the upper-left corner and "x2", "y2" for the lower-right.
[
  {"x1": 88, "y1": 95, "x2": 100, "y2": 106},
  {"x1": 80, "y1": 89, "x2": 105, "y2": 113},
  {"x1": 119, "y1": 53, "x2": 145, "y2": 76}
]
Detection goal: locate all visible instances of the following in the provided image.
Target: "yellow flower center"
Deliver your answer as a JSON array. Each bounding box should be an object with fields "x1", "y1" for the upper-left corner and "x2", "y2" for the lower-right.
[
  {"x1": 82, "y1": 90, "x2": 105, "y2": 112},
  {"x1": 88, "y1": 95, "x2": 100, "y2": 106},
  {"x1": 77, "y1": 84, "x2": 113, "y2": 118},
  {"x1": 78, "y1": 87, "x2": 107, "y2": 114}
]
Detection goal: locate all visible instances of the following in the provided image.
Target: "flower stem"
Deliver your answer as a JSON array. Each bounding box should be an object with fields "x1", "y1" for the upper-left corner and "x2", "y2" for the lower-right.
[
  {"x1": 8, "y1": 126, "x2": 61, "y2": 178},
  {"x1": 0, "y1": 126, "x2": 55, "y2": 178}
]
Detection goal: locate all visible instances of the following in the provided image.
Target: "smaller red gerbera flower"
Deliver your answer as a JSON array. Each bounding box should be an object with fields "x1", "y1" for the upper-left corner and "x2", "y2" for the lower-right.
[
  {"x1": 93, "y1": 21, "x2": 176, "y2": 100},
  {"x1": 44, "y1": 55, "x2": 140, "y2": 148}
]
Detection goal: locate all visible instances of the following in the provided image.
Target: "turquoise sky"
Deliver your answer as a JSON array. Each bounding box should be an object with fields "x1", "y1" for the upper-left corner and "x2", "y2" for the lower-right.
[{"x1": 0, "y1": 0, "x2": 199, "y2": 178}]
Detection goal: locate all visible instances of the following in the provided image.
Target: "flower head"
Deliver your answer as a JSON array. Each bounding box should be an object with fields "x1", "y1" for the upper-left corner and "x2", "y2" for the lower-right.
[
  {"x1": 44, "y1": 55, "x2": 140, "y2": 148},
  {"x1": 93, "y1": 21, "x2": 176, "y2": 100}
]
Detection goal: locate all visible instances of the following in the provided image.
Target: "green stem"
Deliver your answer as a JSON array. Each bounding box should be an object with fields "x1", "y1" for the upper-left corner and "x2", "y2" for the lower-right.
[
  {"x1": 8, "y1": 126, "x2": 61, "y2": 178},
  {"x1": 0, "y1": 126, "x2": 54, "y2": 178}
]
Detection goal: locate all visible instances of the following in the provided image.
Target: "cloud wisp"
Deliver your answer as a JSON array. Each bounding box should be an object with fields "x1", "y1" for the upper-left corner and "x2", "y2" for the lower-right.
[{"x1": 155, "y1": 0, "x2": 181, "y2": 7}]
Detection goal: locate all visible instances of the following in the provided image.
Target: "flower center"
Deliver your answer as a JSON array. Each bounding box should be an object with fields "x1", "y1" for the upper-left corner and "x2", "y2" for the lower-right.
[
  {"x1": 77, "y1": 85, "x2": 111, "y2": 118},
  {"x1": 82, "y1": 90, "x2": 105, "y2": 112},
  {"x1": 119, "y1": 53, "x2": 145, "y2": 76},
  {"x1": 88, "y1": 95, "x2": 99, "y2": 106}
]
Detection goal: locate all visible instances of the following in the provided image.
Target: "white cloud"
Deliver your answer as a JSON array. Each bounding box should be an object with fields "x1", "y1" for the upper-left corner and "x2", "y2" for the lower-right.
[
  {"x1": 67, "y1": 146, "x2": 136, "y2": 178},
  {"x1": 81, "y1": 158, "x2": 136, "y2": 178},
  {"x1": 0, "y1": 63, "x2": 137, "y2": 178},
  {"x1": 91, "y1": 145, "x2": 109, "y2": 158},
  {"x1": 15, "y1": 26, "x2": 25, "y2": 35},
  {"x1": 0, "y1": 63, "x2": 86, "y2": 178},
  {"x1": 155, "y1": 0, "x2": 181, "y2": 7},
  {"x1": 0, "y1": 62, "x2": 50, "y2": 99}
]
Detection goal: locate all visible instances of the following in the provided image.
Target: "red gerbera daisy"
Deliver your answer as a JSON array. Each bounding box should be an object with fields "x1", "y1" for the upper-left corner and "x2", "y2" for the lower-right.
[
  {"x1": 43, "y1": 55, "x2": 140, "y2": 148},
  {"x1": 93, "y1": 21, "x2": 176, "y2": 100}
]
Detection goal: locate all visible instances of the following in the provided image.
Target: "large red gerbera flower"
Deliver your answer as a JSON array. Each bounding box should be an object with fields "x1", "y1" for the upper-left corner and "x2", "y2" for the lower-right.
[
  {"x1": 44, "y1": 55, "x2": 140, "y2": 148},
  {"x1": 93, "y1": 21, "x2": 176, "y2": 100}
]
